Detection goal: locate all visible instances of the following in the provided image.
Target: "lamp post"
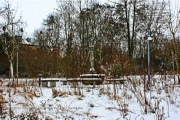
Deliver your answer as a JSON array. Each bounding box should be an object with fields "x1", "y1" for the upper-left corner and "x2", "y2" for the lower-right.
[
  {"x1": 147, "y1": 30, "x2": 152, "y2": 86},
  {"x1": 16, "y1": 28, "x2": 23, "y2": 87},
  {"x1": 144, "y1": 30, "x2": 152, "y2": 114}
]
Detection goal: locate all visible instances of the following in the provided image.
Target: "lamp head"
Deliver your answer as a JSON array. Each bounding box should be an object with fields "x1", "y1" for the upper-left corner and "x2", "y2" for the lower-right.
[
  {"x1": 148, "y1": 36, "x2": 152, "y2": 41},
  {"x1": 147, "y1": 29, "x2": 152, "y2": 41}
]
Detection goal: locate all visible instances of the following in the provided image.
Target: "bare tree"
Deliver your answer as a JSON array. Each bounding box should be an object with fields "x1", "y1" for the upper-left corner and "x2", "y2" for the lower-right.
[
  {"x1": 167, "y1": 0, "x2": 180, "y2": 82},
  {"x1": 0, "y1": 1, "x2": 24, "y2": 80}
]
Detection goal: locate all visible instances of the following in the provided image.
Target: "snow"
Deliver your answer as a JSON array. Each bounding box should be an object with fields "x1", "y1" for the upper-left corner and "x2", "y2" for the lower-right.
[{"x1": 1, "y1": 75, "x2": 180, "y2": 119}]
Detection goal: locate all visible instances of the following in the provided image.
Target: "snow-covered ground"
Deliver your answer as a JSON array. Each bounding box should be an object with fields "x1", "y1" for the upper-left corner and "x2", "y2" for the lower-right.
[{"x1": 1, "y1": 75, "x2": 180, "y2": 120}]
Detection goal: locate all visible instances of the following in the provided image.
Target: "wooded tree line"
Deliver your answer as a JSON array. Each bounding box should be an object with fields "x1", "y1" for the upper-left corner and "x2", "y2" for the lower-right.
[{"x1": 0, "y1": 0, "x2": 180, "y2": 78}]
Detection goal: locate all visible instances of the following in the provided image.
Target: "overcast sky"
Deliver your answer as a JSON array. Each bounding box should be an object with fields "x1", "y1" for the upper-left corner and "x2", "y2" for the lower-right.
[
  {"x1": 7, "y1": 0, "x2": 57, "y2": 37},
  {"x1": 2, "y1": 0, "x2": 179, "y2": 37}
]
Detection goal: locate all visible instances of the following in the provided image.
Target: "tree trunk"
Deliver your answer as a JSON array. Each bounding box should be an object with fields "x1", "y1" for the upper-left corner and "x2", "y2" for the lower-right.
[
  {"x1": 125, "y1": 1, "x2": 132, "y2": 57},
  {"x1": 172, "y1": 34, "x2": 179, "y2": 84},
  {"x1": 9, "y1": 58, "x2": 14, "y2": 79}
]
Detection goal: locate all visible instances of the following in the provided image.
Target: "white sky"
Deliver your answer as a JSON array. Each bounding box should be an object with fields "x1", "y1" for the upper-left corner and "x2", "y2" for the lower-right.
[
  {"x1": 2, "y1": 0, "x2": 179, "y2": 37},
  {"x1": 7, "y1": 0, "x2": 57, "y2": 37}
]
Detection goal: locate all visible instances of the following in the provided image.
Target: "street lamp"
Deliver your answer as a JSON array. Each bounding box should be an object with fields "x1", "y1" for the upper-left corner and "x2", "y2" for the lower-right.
[
  {"x1": 143, "y1": 29, "x2": 152, "y2": 114},
  {"x1": 147, "y1": 30, "x2": 152, "y2": 86}
]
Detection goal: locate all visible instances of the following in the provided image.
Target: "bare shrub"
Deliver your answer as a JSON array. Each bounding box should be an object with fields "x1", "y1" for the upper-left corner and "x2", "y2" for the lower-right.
[
  {"x1": 52, "y1": 88, "x2": 70, "y2": 98},
  {"x1": 52, "y1": 88, "x2": 59, "y2": 98}
]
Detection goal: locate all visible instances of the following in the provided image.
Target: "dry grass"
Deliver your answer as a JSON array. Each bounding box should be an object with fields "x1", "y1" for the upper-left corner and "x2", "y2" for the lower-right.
[
  {"x1": 77, "y1": 96, "x2": 83, "y2": 100},
  {"x1": 52, "y1": 88, "x2": 59, "y2": 98},
  {"x1": 52, "y1": 88, "x2": 70, "y2": 98},
  {"x1": 0, "y1": 79, "x2": 8, "y2": 118},
  {"x1": 7, "y1": 81, "x2": 25, "y2": 88}
]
